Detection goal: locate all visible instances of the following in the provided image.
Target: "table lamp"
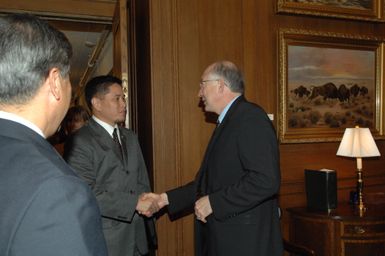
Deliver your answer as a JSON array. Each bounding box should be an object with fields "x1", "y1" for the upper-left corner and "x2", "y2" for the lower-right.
[{"x1": 336, "y1": 126, "x2": 380, "y2": 213}]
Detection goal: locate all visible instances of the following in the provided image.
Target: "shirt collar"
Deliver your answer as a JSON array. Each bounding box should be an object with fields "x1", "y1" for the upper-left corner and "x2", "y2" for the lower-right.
[
  {"x1": 92, "y1": 116, "x2": 119, "y2": 137},
  {"x1": 218, "y1": 95, "x2": 240, "y2": 124}
]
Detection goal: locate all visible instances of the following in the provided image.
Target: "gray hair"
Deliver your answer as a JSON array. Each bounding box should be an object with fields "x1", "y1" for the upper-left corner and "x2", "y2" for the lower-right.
[
  {"x1": 0, "y1": 13, "x2": 72, "y2": 105},
  {"x1": 209, "y1": 61, "x2": 244, "y2": 94}
]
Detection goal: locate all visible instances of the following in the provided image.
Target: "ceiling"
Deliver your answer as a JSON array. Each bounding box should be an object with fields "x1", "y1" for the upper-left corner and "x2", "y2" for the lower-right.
[
  {"x1": 0, "y1": 0, "x2": 116, "y2": 97},
  {"x1": 46, "y1": 19, "x2": 113, "y2": 99},
  {"x1": 62, "y1": 30, "x2": 102, "y2": 88}
]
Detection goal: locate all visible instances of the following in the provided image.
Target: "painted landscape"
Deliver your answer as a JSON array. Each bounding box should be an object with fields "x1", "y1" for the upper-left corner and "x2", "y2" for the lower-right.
[
  {"x1": 286, "y1": 0, "x2": 372, "y2": 10},
  {"x1": 287, "y1": 45, "x2": 375, "y2": 129}
]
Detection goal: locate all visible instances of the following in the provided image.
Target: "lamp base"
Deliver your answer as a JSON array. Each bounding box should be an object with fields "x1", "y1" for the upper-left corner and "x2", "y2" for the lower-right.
[{"x1": 357, "y1": 168, "x2": 365, "y2": 216}]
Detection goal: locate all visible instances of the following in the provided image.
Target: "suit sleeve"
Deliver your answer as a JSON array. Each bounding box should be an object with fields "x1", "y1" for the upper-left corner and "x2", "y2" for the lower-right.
[
  {"x1": 166, "y1": 181, "x2": 196, "y2": 215},
  {"x1": 209, "y1": 111, "x2": 281, "y2": 221},
  {"x1": 12, "y1": 176, "x2": 107, "y2": 256}
]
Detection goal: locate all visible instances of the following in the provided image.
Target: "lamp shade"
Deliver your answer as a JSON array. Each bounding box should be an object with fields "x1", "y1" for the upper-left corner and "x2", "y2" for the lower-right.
[{"x1": 337, "y1": 127, "x2": 380, "y2": 158}]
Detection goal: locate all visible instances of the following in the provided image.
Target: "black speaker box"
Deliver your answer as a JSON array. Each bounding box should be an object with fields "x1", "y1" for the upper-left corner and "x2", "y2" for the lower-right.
[{"x1": 305, "y1": 169, "x2": 337, "y2": 211}]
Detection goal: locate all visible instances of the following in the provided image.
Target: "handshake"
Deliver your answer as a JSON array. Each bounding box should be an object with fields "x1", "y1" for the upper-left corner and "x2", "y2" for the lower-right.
[
  {"x1": 136, "y1": 192, "x2": 168, "y2": 217},
  {"x1": 136, "y1": 192, "x2": 213, "y2": 223}
]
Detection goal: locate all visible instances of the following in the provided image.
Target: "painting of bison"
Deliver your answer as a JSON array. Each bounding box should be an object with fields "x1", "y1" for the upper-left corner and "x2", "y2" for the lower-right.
[{"x1": 286, "y1": 44, "x2": 375, "y2": 130}]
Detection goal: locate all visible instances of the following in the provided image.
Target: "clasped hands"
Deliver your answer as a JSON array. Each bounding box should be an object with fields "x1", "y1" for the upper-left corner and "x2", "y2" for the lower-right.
[
  {"x1": 136, "y1": 192, "x2": 168, "y2": 217},
  {"x1": 136, "y1": 192, "x2": 213, "y2": 223}
]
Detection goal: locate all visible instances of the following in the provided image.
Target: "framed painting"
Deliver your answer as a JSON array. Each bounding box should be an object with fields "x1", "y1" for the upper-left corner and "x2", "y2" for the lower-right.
[
  {"x1": 277, "y1": 0, "x2": 384, "y2": 22},
  {"x1": 278, "y1": 29, "x2": 385, "y2": 143}
]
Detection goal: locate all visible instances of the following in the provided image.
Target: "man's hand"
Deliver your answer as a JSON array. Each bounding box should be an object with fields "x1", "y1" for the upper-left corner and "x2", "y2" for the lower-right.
[
  {"x1": 136, "y1": 193, "x2": 160, "y2": 217},
  {"x1": 137, "y1": 192, "x2": 169, "y2": 217},
  {"x1": 141, "y1": 192, "x2": 169, "y2": 209},
  {"x1": 195, "y1": 195, "x2": 212, "y2": 223}
]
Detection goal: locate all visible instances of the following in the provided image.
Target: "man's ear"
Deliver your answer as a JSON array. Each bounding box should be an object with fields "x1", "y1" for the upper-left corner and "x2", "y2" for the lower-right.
[
  {"x1": 47, "y1": 68, "x2": 61, "y2": 101},
  {"x1": 91, "y1": 97, "x2": 101, "y2": 112},
  {"x1": 218, "y1": 79, "x2": 226, "y2": 93}
]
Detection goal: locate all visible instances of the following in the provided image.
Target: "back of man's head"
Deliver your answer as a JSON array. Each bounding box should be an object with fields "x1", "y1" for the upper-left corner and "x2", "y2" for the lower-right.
[
  {"x1": 84, "y1": 75, "x2": 122, "y2": 111},
  {"x1": 0, "y1": 13, "x2": 72, "y2": 105},
  {"x1": 209, "y1": 61, "x2": 244, "y2": 94}
]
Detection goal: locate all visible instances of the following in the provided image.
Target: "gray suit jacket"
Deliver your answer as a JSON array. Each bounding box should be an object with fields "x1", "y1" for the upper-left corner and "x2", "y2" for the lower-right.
[
  {"x1": 65, "y1": 118, "x2": 151, "y2": 256},
  {"x1": 0, "y1": 118, "x2": 107, "y2": 256}
]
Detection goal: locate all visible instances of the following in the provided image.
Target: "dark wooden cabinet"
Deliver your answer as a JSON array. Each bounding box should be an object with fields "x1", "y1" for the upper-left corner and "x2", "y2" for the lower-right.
[{"x1": 287, "y1": 205, "x2": 385, "y2": 256}]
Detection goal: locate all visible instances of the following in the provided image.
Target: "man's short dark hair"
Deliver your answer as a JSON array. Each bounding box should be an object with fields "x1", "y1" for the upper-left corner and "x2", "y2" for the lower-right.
[
  {"x1": 0, "y1": 13, "x2": 72, "y2": 105},
  {"x1": 84, "y1": 75, "x2": 122, "y2": 110}
]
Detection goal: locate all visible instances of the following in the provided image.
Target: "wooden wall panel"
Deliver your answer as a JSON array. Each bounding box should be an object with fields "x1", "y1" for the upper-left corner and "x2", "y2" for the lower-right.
[
  {"x1": 148, "y1": 1, "x2": 182, "y2": 255},
  {"x1": 148, "y1": 1, "x2": 247, "y2": 255},
  {"x1": 176, "y1": 2, "x2": 204, "y2": 254},
  {"x1": 243, "y1": 0, "x2": 278, "y2": 112}
]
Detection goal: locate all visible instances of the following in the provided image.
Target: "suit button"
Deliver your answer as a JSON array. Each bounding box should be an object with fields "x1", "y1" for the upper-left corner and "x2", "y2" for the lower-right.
[
  {"x1": 129, "y1": 190, "x2": 135, "y2": 194},
  {"x1": 126, "y1": 171, "x2": 129, "y2": 174}
]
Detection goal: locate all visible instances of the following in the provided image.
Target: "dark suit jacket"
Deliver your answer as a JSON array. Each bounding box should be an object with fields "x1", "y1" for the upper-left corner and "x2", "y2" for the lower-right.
[
  {"x1": 167, "y1": 96, "x2": 283, "y2": 256},
  {"x1": 0, "y1": 118, "x2": 107, "y2": 256},
  {"x1": 65, "y1": 118, "x2": 152, "y2": 256}
]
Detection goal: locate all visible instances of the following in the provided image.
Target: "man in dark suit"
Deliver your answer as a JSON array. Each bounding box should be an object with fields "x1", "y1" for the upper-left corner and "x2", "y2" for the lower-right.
[
  {"x1": 147, "y1": 61, "x2": 283, "y2": 255},
  {"x1": 64, "y1": 75, "x2": 158, "y2": 256},
  {"x1": 0, "y1": 14, "x2": 107, "y2": 256}
]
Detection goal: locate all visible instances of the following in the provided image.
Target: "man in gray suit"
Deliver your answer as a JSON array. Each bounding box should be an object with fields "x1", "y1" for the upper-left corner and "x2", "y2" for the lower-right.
[
  {"x1": 65, "y1": 75, "x2": 157, "y2": 256},
  {"x1": 0, "y1": 14, "x2": 107, "y2": 256}
]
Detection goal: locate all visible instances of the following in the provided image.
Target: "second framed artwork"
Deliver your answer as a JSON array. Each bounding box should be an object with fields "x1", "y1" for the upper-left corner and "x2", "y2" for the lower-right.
[
  {"x1": 278, "y1": 29, "x2": 385, "y2": 143},
  {"x1": 277, "y1": 0, "x2": 384, "y2": 22}
]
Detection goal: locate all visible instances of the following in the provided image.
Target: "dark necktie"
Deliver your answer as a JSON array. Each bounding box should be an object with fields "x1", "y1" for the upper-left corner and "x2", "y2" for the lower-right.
[{"x1": 112, "y1": 128, "x2": 123, "y2": 159}]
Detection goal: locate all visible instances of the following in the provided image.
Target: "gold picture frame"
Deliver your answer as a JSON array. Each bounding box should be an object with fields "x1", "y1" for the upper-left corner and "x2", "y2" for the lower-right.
[
  {"x1": 278, "y1": 29, "x2": 385, "y2": 143},
  {"x1": 277, "y1": 0, "x2": 384, "y2": 22}
]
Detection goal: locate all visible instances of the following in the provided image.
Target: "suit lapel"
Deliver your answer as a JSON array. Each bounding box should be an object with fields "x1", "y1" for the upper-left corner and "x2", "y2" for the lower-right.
[
  {"x1": 196, "y1": 96, "x2": 245, "y2": 195},
  {"x1": 204, "y1": 96, "x2": 244, "y2": 160},
  {"x1": 202, "y1": 123, "x2": 222, "y2": 165},
  {"x1": 196, "y1": 124, "x2": 221, "y2": 195}
]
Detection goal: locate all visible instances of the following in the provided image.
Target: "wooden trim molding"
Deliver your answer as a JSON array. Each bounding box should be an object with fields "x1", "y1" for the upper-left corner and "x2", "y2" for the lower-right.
[{"x1": 0, "y1": 0, "x2": 115, "y2": 23}]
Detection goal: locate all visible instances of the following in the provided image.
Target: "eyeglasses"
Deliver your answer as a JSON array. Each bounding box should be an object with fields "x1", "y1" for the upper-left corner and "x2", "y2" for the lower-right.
[{"x1": 199, "y1": 79, "x2": 219, "y2": 88}]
